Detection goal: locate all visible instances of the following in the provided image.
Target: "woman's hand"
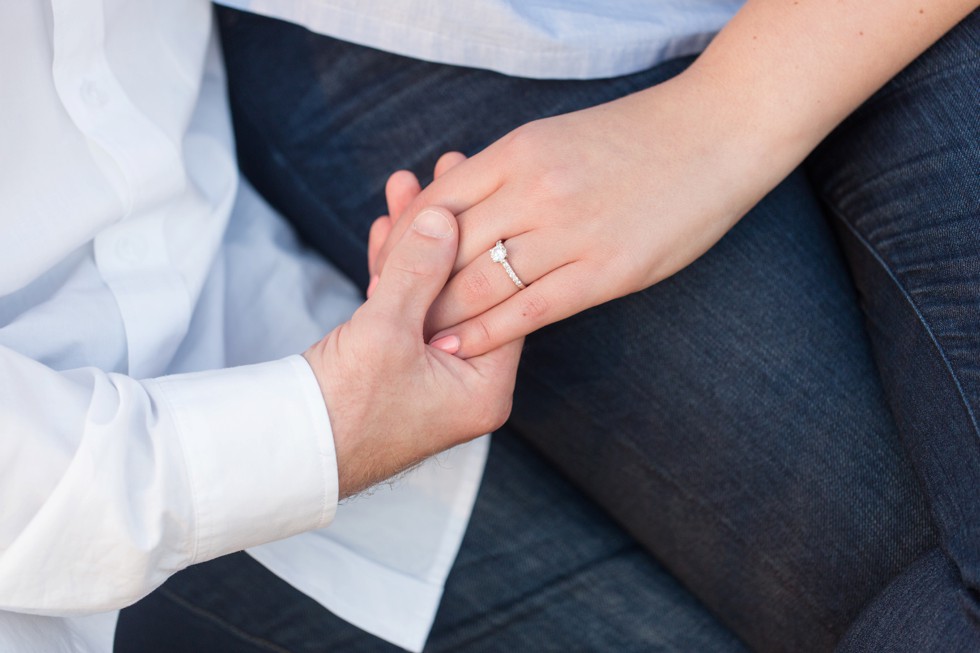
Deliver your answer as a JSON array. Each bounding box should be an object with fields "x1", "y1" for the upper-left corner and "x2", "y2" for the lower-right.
[
  {"x1": 371, "y1": 70, "x2": 780, "y2": 358},
  {"x1": 367, "y1": 0, "x2": 975, "y2": 360}
]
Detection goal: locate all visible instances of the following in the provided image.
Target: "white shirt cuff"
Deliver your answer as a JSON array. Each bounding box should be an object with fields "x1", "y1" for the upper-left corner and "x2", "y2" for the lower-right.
[{"x1": 144, "y1": 355, "x2": 338, "y2": 563}]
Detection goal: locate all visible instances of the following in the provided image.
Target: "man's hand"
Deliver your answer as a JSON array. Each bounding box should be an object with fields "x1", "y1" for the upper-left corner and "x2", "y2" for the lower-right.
[{"x1": 304, "y1": 206, "x2": 522, "y2": 499}]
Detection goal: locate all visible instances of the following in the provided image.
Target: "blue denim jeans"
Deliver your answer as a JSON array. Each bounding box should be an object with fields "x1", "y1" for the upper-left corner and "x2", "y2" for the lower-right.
[
  {"x1": 116, "y1": 430, "x2": 748, "y2": 652},
  {"x1": 116, "y1": 9, "x2": 979, "y2": 652}
]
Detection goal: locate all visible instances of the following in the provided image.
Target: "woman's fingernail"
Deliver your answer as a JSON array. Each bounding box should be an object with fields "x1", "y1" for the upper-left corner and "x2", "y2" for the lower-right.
[
  {"x1": 430, "y1": 335, "x2": 460, "y2": 354},
  {"x1": 413, "y1": 210, "x2": 453, "y2": 238},
  {"x1": 366, "y1": 275, "x2": 379, "y2": 298}
]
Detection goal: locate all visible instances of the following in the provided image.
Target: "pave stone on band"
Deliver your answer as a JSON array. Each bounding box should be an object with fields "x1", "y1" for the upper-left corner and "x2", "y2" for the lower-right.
[{"x1": 490, "y1": 240, "x2": 526, "y2": 289}]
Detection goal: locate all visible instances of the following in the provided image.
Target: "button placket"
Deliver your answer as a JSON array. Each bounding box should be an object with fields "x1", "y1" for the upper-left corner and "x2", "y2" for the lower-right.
[
  {"x1": 51, "y1": 0, "x2": 185, "y2": 218},
  {"x1": 94, "y1": 210, "x2": 192, "y2": 378},
  {"x1": 79, "y1": 78, "x2": 109, "y2": 109},
  {"x1": 114, "y1": 234, "x2": 148, "y2": 267}
]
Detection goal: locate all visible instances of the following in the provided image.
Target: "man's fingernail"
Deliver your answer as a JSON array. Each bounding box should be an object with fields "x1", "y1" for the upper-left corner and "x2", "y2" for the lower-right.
[
  {"x1": 430, "y1": 335, "x2": 460, "y2": 354},
  {"x1": 413, "y1": 210, "x2": 453, "y2": 239},
  {"x1": 366, "y1": 275, "x2": 379, "y2": 298}
]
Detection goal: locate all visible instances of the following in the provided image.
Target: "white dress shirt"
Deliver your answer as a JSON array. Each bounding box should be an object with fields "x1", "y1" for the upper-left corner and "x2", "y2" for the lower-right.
[
  {"x1": 217, "y1": 0, "x2": 744, "y2": 80},
  {"x1": 0, "y1": 2, "x2": 488, "y2": 651}
]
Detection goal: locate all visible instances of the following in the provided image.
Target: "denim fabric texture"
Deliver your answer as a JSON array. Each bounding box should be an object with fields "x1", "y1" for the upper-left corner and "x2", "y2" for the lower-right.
[
  {"x1": 116, "y1": 431, "x2": 748, "y2": 652},
  {"x1": 117, "y1": 9, "x2": 979, "y2": 653},
  {"x1": 807, "y1": 18, "x2": 980, "y2": 649}
]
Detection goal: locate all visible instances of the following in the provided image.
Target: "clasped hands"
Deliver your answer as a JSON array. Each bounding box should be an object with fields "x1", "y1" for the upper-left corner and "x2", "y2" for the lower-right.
[
  {"x1": 307, "y1": 70, "x2": 785, "y2": 498},
  {"x1": 303, "y1": 203, "x2": 522, "y2": 499}
]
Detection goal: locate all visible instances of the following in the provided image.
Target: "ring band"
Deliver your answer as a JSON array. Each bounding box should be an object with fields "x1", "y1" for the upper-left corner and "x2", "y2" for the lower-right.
[{"x1": 489, "y1": 240, "x2": 526, "y2": 289}]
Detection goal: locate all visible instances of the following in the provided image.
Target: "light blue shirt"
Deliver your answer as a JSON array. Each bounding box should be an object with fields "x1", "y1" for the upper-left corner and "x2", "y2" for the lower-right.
[
  {"x1": 218, "y1": 0, "x2": 745, "y2": 79},
  {"x1": 0, "y1": 3, "x2": 487, "y2": 652}
]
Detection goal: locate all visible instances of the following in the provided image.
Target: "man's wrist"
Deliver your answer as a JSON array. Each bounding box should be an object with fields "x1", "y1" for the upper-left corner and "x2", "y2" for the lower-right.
[{"x1": 303, "y1": 333, "x2": 392, "y2": 501}]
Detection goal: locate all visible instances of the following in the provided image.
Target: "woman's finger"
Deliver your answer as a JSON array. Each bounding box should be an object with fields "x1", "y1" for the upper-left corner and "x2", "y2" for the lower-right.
[
  {"x1": 428, "y1": 261, "x2": 600, "y2": 359},
  {"x1": 447, "y1": 189, "x2": 542, "y2": 275},
  {"x1": 425, "y1": 229, "x2": 568, "y2": 337}
]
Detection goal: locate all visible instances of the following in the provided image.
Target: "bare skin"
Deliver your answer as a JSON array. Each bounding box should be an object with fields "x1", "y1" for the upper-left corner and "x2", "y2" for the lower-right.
[
  {"x1": 304, "y1": 202, "x2": 522, "y2": 499},
  {"x1": 368, "y1": 0, "x2": 979, "y2": 358}
]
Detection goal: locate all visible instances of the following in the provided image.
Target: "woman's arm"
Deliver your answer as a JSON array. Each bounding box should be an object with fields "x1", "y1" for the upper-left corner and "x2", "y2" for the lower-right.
[
  {"x1": 696, "y1": 0, "x2": 976, "y2": 169},
  {"x1": 371, "y1": 0, "x2": 978, "y2": 358}
]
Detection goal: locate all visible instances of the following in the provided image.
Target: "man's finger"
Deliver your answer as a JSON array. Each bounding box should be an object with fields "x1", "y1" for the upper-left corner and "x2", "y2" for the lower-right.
[
  {"x1": 376, "y1": 147, "x2": 501, "y2": 276},
  {"x1": 458, "y1": 337, "x2": 525, "y2": 429},
  {"x1": 370, "y1": 156, "x2": 466, "y2": 284},
  {"x1": 368, "y1": 206, "x2": 459, "y2": 328},
  {"x1": 467, "y1": 337, "x2": 524, "y2": 382}
]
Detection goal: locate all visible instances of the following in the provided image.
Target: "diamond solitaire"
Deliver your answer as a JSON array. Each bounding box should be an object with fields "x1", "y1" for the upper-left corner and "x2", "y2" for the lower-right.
[
  {"x1": 490, "y1": 241, "x2": 508, "y2": 263},
  {"x1": 489, "y1": 240, "x2": 526, "y2": 289}
]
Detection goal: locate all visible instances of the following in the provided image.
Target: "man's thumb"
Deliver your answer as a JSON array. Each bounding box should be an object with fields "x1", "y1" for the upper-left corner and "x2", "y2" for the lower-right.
[{"x1": 367, "y1": 207, "x2": 458, "y2": 327}]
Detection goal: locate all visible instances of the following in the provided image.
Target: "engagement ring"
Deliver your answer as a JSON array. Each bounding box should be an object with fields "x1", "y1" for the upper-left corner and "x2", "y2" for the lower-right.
[{"x1": 489, "y1": 240, "x2": 526, "y2": 289}]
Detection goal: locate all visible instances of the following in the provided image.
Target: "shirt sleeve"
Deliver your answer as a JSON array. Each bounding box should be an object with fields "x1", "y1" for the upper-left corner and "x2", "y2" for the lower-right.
[{"x1": 0, "y1": 348, "x2": 337, "y2": 616}]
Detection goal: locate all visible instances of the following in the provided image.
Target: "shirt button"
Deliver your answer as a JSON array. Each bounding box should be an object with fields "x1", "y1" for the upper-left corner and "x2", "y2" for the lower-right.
[
  {"x1": 115, "y1": 235, "x2": 148, "y2": 266},
  {"x1": 80, "y1": 79, "x2": 109, "y2": 109}
]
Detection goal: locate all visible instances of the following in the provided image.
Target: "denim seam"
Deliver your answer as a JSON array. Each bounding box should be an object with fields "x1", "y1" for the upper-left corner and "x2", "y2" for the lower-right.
[
  {"x1": 825, "y1": 205, "x2": 980, "y2": 444},
  {"x1": 514, "y1": 372, "x2": 841, "y2": 640},
  {"x1": 157, "y1": 587, "x2": 293, "y2": 653}
]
